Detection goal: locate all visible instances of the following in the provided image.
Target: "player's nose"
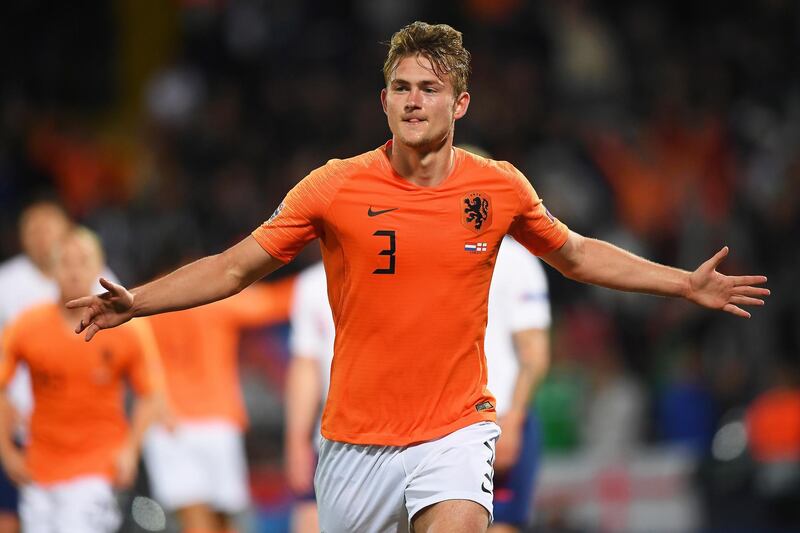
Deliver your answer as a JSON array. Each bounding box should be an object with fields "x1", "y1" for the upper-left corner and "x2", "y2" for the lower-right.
[{"x1": 404, "y1": 88, "x2": 422, "y2": 110}]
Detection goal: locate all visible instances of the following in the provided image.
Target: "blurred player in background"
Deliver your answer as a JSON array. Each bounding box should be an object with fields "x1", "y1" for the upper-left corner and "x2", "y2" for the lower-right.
[
  {"x1": 143, "y1": 269, "x2": 294, "y2": 533},
  {"x1": 486, "y1": 236, "x2": 551, "y2": 533},
  {"x1": 69, "y1": 22, "x2": 769, "y2": 533},
  {"x1": 285, "y1": 261, "x2": 333, "y2": 533},
  {"x1": 286, "y1": 234, "x2": 551, "y2": 533},
  {"x1": 0, "y1": 227, "x2": 161, "y2": 532},
  {"x1": 0, "y1": 200, "x2": 117, "y2": 531}
]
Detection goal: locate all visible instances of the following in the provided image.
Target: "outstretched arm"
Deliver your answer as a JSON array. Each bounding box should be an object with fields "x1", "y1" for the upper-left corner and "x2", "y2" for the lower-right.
[
  {"x1": 67, "y1": 236, "x2": 283, "y2": 341},
  {"x1": 541, "y1": 231, "x2": 769, "y2": 318}
]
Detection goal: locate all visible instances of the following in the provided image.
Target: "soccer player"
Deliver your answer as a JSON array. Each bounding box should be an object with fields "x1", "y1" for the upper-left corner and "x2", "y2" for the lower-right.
[
  {"x1": 286, "y1": 238, "x2": 550, "y2": 533},
  {"x1": 67, "y1": 22, "x2": 769, "y2": 533},
  {"x1": 0, "y1": 200, "x2": 117, "y2": 531},
  {"x1": 142, "y1": 276, "x2": 294, "y2": 533},
  {"x1": 285, "y1": 261, "x2": 333, "y2": 533},
  {"x1": 0, "y1": 227, "x2": 162, "y2": 532}
]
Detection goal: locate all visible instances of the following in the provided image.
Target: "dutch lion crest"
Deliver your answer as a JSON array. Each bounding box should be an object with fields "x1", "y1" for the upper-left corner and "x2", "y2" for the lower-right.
[{"x1": 461, "y1": 192, "x2": 492, "y2": 232}]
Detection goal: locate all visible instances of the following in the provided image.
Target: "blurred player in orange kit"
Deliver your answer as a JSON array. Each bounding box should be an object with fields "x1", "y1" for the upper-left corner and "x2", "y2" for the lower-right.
[
  {"x1": 142, "y1": 272, "x2": 294, "y2": 533},
  {"x1": 0, "y1": 227, "x2": 162, "y2": 532},
  {"x1": 0, "y1": 200, "x2": 117, "y2": 532},
  {"x1": 68, "y1": 22, "x2": 769, "y2": 533}
]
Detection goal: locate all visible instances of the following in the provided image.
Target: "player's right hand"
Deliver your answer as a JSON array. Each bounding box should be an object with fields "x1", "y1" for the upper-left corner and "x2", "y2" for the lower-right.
[
  {"x1": 66, "y1": 277, "x2": 135, "y2": 341},
  {"x1": 0, "y1": 447, "x2": 30, "y2": 486}
]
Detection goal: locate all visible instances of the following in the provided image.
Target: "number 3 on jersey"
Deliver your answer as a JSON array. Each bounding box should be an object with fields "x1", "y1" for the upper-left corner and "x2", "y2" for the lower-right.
[{"x1": 373, "y1": 230, "x2": 396, "y2": 275}]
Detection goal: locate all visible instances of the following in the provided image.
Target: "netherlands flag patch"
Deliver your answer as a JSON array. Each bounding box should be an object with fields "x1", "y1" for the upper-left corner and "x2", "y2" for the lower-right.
[{"x1": 464, "y1": 242, "x2": 488, "y2": 253}]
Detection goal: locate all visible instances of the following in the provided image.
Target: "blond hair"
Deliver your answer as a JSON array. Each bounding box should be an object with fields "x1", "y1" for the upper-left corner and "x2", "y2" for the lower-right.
[{"x1": 383, "y1": 21, "x2": 471, "y2": 95}]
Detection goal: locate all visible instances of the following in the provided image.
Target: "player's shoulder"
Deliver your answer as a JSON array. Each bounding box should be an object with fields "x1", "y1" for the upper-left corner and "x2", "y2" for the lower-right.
[
  {"x1": 458, "y1": 148, "x2": 524, "y2": 181},
  {"x1": 114, "y1": 317, "x2": 155, "y2": 345},
  {"x1": 6, "y1": 302, "x2": 58, "y2": 335},
  {"x1": 311, "y1": 147, "x2": 385, "y2": 182}
]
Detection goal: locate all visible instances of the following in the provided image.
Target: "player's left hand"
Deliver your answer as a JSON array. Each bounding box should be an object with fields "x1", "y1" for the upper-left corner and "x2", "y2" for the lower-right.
[
  {"x1": 494, "y1": 414, "x2": 523, "y2": 473},
  {"x1": 687, "y1": 246, "x2": 769, "y2": 318},
  {"x1": 113, "y1": 443, "x2": 138, "y2": 489}
]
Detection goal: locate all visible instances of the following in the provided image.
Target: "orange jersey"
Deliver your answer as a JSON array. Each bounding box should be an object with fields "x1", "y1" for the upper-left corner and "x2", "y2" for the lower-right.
[
  {"x1": 0, "y1": 304, "x2": 158, "y2": 484},
  {"x1": 147, "y1": 280, "x2": 293, "y2": 427},
  {"x1": 253, "y1": 142, "x2": 568, "y2": 446}
]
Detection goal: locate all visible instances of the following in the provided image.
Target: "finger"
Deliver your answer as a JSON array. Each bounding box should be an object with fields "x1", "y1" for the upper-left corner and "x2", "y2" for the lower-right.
[
  {"x1": 84, "y1": 322, "x2": 101, "y2": 342},
  {"x1": 708, "y1": 246, "x2": 729, "y2": 270},
  {"x1": 723, "y1": 303, "x2": 750, "y2": 319},
  {"x1": 99, "y1": 277, "x2": 121, "y2": 294},
  {"x1": 730, "y1": 295, "x2": 765, "y2": 307},
  {"x1": 75, "y1": 310, "x2": 96, "y2": 333},
  {"x1": 65, "y1": 296, "x2": 95, "y2": 309},
  {"x1": 732, "y1": 275, "x2": 768, "y2": 286},
  {"x1": 732, "y1": 286, "x2": 771, "y2": 297}
]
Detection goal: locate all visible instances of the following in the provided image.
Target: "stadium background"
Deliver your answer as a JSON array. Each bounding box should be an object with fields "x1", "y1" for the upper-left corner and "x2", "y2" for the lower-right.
[{"x1": 0, "y1": 0, "x2": 798, "y2": 531}]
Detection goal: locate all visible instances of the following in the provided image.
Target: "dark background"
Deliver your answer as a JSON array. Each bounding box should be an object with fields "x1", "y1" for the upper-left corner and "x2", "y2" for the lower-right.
[{"x1": 1, "y1": 1, "x2": 798, "y2": 530}]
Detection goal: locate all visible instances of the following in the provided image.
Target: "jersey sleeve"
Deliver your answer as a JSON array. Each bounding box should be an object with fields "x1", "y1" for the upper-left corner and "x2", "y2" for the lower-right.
[
  {"x1": 251, "y1": 162, "x2": 344, "y2": 263},
  {"x1": 289, "y1": 266, "x2": 329, "y2": 360},
  {"x1": 0, "y1": 322, "x2": 21, "y2": 389},
  {"x1": 506, "y1": 165, "x2": 569, "y2": 256},
  {"x1": 124, "y1": 318, "x2": 164, "y2": 396},
  {"x1": 505, "y1": 241, "x2": 552, "y2": 331}
]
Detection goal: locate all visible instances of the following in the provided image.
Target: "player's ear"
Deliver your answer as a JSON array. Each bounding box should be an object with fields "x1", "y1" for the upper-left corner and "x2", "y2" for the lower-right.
[
  {"x1": 380, "y1": 88, "x2": 388, "y2": 115},
  {"x1": 453, "y1": 91, "x2": 470, "y2": 121}
]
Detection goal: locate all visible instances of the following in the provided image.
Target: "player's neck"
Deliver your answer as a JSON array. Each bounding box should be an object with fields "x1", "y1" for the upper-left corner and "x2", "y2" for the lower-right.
[{"x1": 389, "y1": 138, "x2": 455, "y2": 188}]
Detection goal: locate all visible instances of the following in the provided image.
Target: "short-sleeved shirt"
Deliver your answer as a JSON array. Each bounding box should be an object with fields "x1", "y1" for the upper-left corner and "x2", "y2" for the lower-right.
[
  {"x1": 485, "y1": 237, "x2": 551, "y2": 417},
  {"x1": 252, "y1": 142, "x2": 568, "y2": 446},
  {"x1": 0, "y1": 255, "x2": 118, "y2": 422},
  {"x1": 147, "y1": 280, "x2": 293, "y2": 428},
  {"x1": 0, "y1": 304, "x2": 159, "y2": 484}
]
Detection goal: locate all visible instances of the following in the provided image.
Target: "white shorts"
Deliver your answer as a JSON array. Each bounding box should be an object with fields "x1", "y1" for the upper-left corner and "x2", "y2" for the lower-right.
[
  {"x1": 20, "y1": 476, "x2": 120, "y2": 533},
  {"x1": 143, "y1": 420, "x2": 249, "y2": 513},
  {"x1": 315, "y1": 421, "x2": 500, "y2": 533}
]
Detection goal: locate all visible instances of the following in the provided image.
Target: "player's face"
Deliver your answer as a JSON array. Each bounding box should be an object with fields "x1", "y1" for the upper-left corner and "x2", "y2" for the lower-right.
[
  {"x1": 381, "y1": 55, "x2": 470, "y2": 150},
  {"x1": 53, "y1": 237, "x2": 102, "y2": 302},
  {"x1": 20, "y1": 206, "x2": 70, "y2": 273}
]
